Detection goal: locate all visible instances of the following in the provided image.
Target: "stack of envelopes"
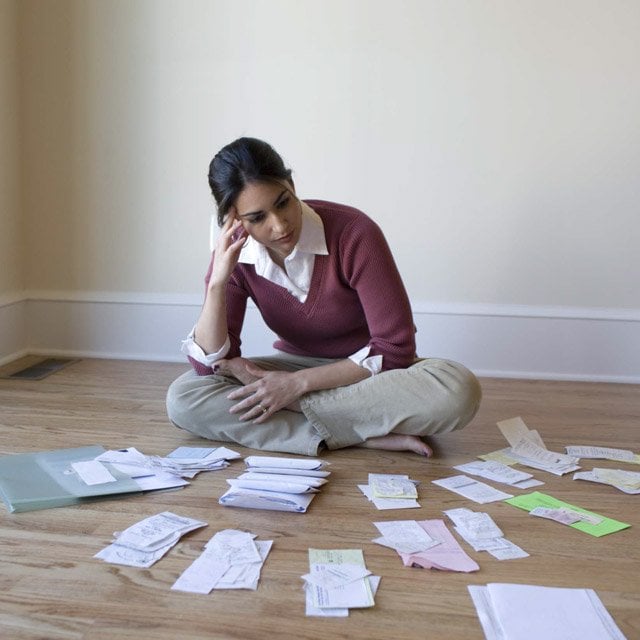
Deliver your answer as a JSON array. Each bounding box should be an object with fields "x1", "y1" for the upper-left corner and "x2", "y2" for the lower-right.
[{"x1": 219, "y1": 456, "x2": 330, "y2": 512}]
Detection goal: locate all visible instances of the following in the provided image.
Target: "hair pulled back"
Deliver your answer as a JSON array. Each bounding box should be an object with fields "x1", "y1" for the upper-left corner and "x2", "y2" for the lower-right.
[{"x1": 208, "y1": 137, "x2": 293, "y2": 226}]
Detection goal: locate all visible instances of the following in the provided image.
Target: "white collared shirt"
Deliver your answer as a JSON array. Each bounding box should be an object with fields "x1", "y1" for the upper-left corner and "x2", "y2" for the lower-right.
[
  {"x1": 237, "y1": 201, "x2": 327, "y2": 303},
  {"x1": 181, "y1": 201, "x2": 382, "y2": 374}
]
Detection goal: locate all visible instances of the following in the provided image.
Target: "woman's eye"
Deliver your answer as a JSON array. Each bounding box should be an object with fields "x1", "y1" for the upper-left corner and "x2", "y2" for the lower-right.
[
  {"x1": 276, "y1": 197, "x2": 290, "y2": 210},
  {"x1": 248, "y1": 213, "x2": 266, "y2": 224}
]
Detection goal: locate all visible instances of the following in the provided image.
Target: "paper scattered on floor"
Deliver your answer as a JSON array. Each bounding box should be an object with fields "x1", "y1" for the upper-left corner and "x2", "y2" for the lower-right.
[
  {"x1": 374, "y1": 519, "x2": 480, "y2": 572},
  {"x1": 94, "y1": 511, "x2": 207, "y2": 568},
  {"x1": 444, "y1": 508, "x2": 528, "y2": 560},
  {"x1": 358, "y1": 473, "x2": 421, "y2": 509},
  {"x1": 432, "y1": 475, "x2": 513, "y2": 504},
  {"x1": 505, "y1": 492, "x2": 631, "y2": 536},
  {"x1": 468, "y1": 583, "x2": 627, "y2": 640},
  {"x1": 303, "y1": 549, "x2": 377, "y2": 616},
  {"x1": 220, "y1": 456, "x2": 330, "y2": 512},
  {"x1": 454, "y1": 460, "x2": 544, "y2": 489},
  {"x1": 574, "y1": 468, "x2": 640, "y2": 494},
  {"x1": 92, "y1": 446, "x2": 241, "y2": 491},
  {"x1": 495, "y1": 417, "x2": 580, "y2": 476},
  {"x1": 172, "y1": 529, "x2": 272, "y2": 594}
]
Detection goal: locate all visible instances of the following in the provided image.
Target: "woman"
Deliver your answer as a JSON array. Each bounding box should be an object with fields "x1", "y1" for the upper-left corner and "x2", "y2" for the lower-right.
[{"x1": 166, "y1": 137, "x2": 481, "y2": 457}]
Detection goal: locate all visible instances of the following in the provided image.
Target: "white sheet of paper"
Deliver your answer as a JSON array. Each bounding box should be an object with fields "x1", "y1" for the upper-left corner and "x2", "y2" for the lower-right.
[
  {"x1": 433, "y1": 475, "x2": 513, "y2": 504},
  {"x1": 469, "y1": 583, "x2": 627, "y2": 640},
  {"x1": 72, "y1": 460, "x2": 117, "y2": 485}
]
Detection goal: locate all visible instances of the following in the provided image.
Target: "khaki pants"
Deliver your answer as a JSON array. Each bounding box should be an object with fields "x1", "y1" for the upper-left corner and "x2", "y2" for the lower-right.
[{"x1": 166, "y1": 354, "x2": 481, "y2": 456}]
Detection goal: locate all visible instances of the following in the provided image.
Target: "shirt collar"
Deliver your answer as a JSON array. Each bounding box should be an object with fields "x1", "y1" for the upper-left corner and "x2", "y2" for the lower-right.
[{"x1": 238, "y1": 200, "x2": 327, "y2": 265}]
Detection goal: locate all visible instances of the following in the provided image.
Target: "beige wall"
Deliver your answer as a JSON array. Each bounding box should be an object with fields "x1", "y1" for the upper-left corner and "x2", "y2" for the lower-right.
[
  {"x1": 12, "y1": 1, "x2": 640, "y2": 308},
  {"x1": 0, "y1": 0, "x2": 22, "y2": 297}
]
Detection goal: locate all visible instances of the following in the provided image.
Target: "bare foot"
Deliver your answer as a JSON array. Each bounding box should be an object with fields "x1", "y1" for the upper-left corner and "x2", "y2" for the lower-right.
[
  {"x1": 214, "y1": 358, "x2": 259, "y2": 385},
  {"x1": 357, "y1": 434, "x2": 433, "y2": 457}
]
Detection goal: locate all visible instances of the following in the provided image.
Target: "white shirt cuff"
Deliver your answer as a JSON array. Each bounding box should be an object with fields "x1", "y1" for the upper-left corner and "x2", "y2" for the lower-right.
[
  {"x1": 349, "y1": 345, "x2": 383, "y2": 376},
  {"x1": 180, "y1": 327, "x2": 230, "y2": 367}
]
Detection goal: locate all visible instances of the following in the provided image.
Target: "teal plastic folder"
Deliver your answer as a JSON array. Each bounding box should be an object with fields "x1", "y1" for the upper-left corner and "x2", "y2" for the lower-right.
[{"x1": 0, "y1": 445, "x2": 142, "y2": 513}]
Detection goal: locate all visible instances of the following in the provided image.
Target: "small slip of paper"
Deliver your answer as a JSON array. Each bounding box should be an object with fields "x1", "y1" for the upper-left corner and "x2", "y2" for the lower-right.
[
  {"x1": 172, "y1": 529, "x2": 273, "y2": 594},
  {"x1": 432, "y1": 475, "x2": 513, "y2": 504},
  {"x1": 358, "y1": 473, "x2": 420, "y2": 510},
  {"x1": 574, "y1": 468, "x2": 640, "y2": 494},
  {"x1": 444, "y1": 507, "x2": 529, "y2": 560},
  {"x1": 565, "y1": 445, "x2": 637, "y2": 463},
  {"x1": 303, "y1": 549, "x2": 377, "y2": 616},
  {"x1": 94, "y1": 512, "x2": 207, "y2": 568}
]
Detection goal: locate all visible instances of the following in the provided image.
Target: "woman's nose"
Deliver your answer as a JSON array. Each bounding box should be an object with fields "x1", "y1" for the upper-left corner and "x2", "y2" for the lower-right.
[{"x1": 269, "y1": 211, "x2": 288, "y2": 232}]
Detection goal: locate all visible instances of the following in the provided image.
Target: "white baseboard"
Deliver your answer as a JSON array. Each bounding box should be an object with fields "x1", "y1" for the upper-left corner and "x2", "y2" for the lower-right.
[{"x1": 1, "y1": 292, "x2": 638, "y2": 383}]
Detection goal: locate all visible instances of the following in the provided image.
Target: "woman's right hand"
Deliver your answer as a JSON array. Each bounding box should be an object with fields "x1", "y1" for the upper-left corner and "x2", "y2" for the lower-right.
[{"x1": 209, "y1": 215, "x2": 248, "y2": 289}]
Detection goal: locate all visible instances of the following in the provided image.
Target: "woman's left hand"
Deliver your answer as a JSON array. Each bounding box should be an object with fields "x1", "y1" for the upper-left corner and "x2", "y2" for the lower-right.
[{"x1": 226, "y1": 363, "x2": 306, "y2": 423}]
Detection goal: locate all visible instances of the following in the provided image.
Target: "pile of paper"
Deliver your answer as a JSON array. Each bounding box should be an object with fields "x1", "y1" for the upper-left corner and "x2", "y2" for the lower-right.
[
  {"x1": 358, "y1": 473, "x2": 420, "y2": 509},
  {"x1": 468, "y1": 583, "x2": 627, "y2": 640},
  {"x1": 94, "y1": 511, "x2": 207, "y2": 568},
  {"x1": 496, "y1": 417, "x2": 580, "y2": 476},
  {"x1": 574, "y1": 468, "x2": 640, "y2": 494},
  {"x1": 303, "y1": 548, "x2": 378, "y2": 617},
  {"x1": 94, "y1": 445, "x2": 241, "y2": 487},
  {"x1": 454, "y1": 460, "x2": 544, "y2": 489},
  {"x1": 432, "y1": 475, "x2": 514, "y2": 504},
  {"x1": 444, "y1": 508, "x2": 529, "y2": 560},
  {"x1": 219, "y1": 456, "x2": 330, "y2": 513},
  {"x1": 372, "y1": 519, "x2": 479, "y2": 572},
  {"x1": 172, "y1": 529, "x2": 272, "y2": 594}
]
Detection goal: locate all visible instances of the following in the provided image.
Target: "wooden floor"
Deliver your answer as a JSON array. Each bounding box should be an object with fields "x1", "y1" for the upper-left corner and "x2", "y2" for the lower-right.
[{"x1": 0, "y1": 357, "x2": 638, "y2": 639}]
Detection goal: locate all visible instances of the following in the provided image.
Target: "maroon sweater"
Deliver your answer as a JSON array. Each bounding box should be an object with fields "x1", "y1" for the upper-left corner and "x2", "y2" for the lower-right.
[{"x1": 189, "y1": 200, "x2": 416, "y2": 376}]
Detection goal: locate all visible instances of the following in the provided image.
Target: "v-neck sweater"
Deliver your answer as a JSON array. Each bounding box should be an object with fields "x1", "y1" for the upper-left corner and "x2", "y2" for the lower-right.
[{"x1": 191, "y1": 200, "x2": 416, "y2": 375}]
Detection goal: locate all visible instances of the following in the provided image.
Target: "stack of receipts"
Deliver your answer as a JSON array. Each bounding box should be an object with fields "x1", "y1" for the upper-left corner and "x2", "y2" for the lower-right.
[
  {"x1": 94, "y1": 511, "x2": 207, "y2": 568},
  {"x1": 93, "y1": 445, "x2": 241, "y2": 491},
  {"x1": 468, "y1": 583, "x2": 627, "y2": 640},
  {"x1": 454, "y1": 460, "x2": 544, "y2": 490},
  {"x1": 172, "y1": 529, "x2": 272, "y2": 594},
  {"x1": 219, "y1": 456, "x2": 330, "y2": 513},
  {"x1": 358, "y1": 473, "x2": 420, "y2": 509},
  {"x1": 372, "y1": 519, "x2": 479, "y2": 572},
  {"x1": 444, "y1": 508, "x2": 529, "y2": 560},
  {"x1": 496, "y1": 417, "x2": 580, "y2": 476},
  {"x1": 303, "y1": 548, "x2": 378, "y2": 617}
]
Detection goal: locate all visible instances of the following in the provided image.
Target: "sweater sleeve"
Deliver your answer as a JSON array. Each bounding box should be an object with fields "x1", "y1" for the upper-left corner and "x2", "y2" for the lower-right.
[
  {"x1": 187, "y1": 253, "x2": 249, "y2": 376},
  {"x1": 340, "y1": 215, "x2": 416, "y2": 371}
]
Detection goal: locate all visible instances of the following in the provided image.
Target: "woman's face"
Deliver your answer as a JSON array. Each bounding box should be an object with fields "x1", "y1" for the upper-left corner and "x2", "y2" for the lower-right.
[{"x1": 232, "y1": 180, "x2": 302, "y2": 261}]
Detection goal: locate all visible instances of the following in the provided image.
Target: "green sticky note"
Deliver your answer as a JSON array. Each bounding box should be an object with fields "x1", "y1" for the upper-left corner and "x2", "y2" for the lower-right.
[{"x1": 505, "y1": 491, "x2": 630, "y2": 537}]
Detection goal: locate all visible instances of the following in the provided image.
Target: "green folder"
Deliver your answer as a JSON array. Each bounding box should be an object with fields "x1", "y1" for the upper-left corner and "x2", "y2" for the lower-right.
[
  {"x1": 505, "y1": 491, "x2": 630, "y2": 537},
  {"x1": 0, "y1": 445, "x2": 142, "y2": 513}
]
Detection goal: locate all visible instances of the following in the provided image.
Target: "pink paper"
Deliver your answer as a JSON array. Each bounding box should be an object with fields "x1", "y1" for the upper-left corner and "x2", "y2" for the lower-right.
[{"x1": 399, "y1": 519, "x2": 479, "y2": 573}]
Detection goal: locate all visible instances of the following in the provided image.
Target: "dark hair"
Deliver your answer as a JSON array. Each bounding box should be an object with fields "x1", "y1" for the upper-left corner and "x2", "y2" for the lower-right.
[{"x1": 208, "y1": 137, "x2": 293, "y2": 226}]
